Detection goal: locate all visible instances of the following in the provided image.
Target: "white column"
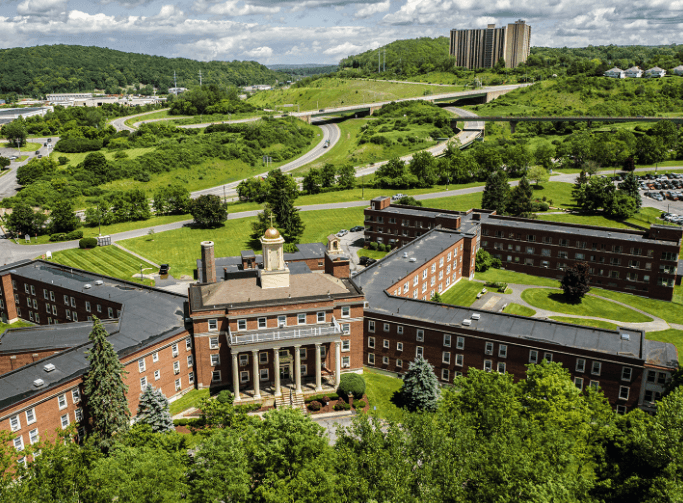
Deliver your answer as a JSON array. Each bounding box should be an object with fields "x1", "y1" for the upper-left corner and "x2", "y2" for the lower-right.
[
  {"x1": 315, "y1": 343, "x2": 323, "y2": 392},
  {"x1": 232, "y1": 352, "x2": 241, "y2": 401},
  {"x1": 335, "y1": 341, "x2": 342, "y2": 387},
  {"x1": 294, "y1": 344, "x2": 302, "y2": 394},
  {"x1": 252, "y1": 350, "x2": 261, "y2": 399},
  {"x1": 273, "y1": 347, "x2": 282, "y2": 397}
]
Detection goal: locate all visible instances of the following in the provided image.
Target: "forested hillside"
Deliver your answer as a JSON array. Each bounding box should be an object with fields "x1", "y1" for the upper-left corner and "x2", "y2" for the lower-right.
[
  {"x1": 0, "y1": 45, "x2": 287, "y2": 98},
  {"x1": 339, "y1": 37, "x2": 451, "y2": 75}
]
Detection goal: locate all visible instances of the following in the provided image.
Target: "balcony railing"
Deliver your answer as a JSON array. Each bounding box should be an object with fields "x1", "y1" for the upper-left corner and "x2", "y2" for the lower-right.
[{"x1": 229, "y1": 318, "x2": 341, "y2": 346}]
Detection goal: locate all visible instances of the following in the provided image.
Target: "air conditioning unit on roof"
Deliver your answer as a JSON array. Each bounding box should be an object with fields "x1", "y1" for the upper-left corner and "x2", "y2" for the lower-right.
[
  {"x1": 33, "y1": 379, "x2": 44, "y2": 387},
  {"x1": 44, "y1": 363, "x2": 55, "y2": 372},
  {"x1": 462, "y1": 319, "x2": 472, "y2": 326},
  {"x1": 95, "y1": 280, "x2": 104, "y2": 286}
]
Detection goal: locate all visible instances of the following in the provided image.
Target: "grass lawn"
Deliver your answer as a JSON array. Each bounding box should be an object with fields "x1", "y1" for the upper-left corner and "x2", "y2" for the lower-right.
[
  {"x1": 357, "y1": 248, "x2": 388, "y2": 260},
  {"x1": 122, "y1": 207, "x2": 366, "y2": 278},
  {"x1": 475, "y1": 269, "x2": 560, "y2": 288},
  {"x1": 0, "y1": 141, "x2": 42, "y2": 152},
  {"x1": 548, "y1": 317, "x2": 619, "y2": 330},
  {"x1": 0, "y1": 320, "x2": 34, "y2": 333},
  {"x1": 503, "y1": 303, "x2": 536, "y2": 316},
  {"x1": 169, "y1": 388, "x2": 210, "y2": 416},
  {"x1": 123, "y1": 110, "x2": 172, "y2": 127},
  {"x1": 591, "y1": 289, "x2": 683, "y2": 325},
  {"x1": 363, "y1": 367, "x2": 406, "y2": 423},
  {"x1": 529, "y1": 181, "x2": 575, "y2": 209},
  {"x1": 58, "y1": 146, "x2": 156, "y2": 169},
  {"x1": 440, "y1": 280, "x2": 482, "y2": 307},
  {"x1": 646, "y1": 329, "x2": 683, "y2": 358},
  {"x1": 520, "y1": 288, "x2": 653, "y2": 323},
  {"x1": 48, "y1": 246, "x2": 157, "y2": 287}
]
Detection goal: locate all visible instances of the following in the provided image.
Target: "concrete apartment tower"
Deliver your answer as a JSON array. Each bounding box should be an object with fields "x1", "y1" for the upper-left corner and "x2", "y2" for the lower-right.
[
  {"x1": 449, "y1": 20, "x2": 531, "y2": 69},
  {"x1": 201, "y1": 241, "x2": 217, "y2": 284}
]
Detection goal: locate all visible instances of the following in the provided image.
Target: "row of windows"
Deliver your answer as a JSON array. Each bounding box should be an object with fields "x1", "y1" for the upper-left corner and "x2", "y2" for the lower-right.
[
  {"x1": 15, "y1": 283, "x2": 120, "y2": 314},
  {"x1": 212, "y1": 343, "x2": 350, "y2": 367},
  {"x1": 208, "y1": 308, "x2": 351, "y2": 332},
  {"x1": 137, "y1": 339, "x2": 192, "y2": 372},
  {"x1": 141, "y1": 373, "x2": 192, "y2": 392}
]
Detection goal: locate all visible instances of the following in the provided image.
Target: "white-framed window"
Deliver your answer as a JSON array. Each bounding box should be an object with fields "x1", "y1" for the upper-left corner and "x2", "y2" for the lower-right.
[
  {"x1": 368, "y1": 320, "x2": 375, "y2": 332},
  {"x1": 72, "y1": 389, "x2": 80, "y2": 404},
  {"x1": 383, "y1": 339, "x2": 390, "y2": 349},
  {"x1": 498, "y1": 345, "x2": 507, "y2": 358},
  {"x1": 431, "y1": 264, "x2": 436, "y2": 273},
  {"x1": 175, "y1": 379, "x2": 181, "y2": 391},
  {"x1": 342, "y1": 306, "x2": 350, "y2": 318},
  {"x1": 58, "y1": 394, "x2": 67, "y2": 410},
  {"x1": 152, "y1": 351, "x2": 159, "y2": 362},
  {"x1": 456, "y1": 336, "x2": 465, "y2": 350},
  {"x1": 154, "y1": 369, "x2": 161, "y2": 381},
  {"x1": 24, "y1": 284, "x2": 29, "y2": 294},
  {"x1": 70, "y1": 297, "x2": 76, "y2": 308},
  {"x1": 591, "y1": 361, "x2": 601, "y2": 376},
  {"x1": 497, "y1": 362, "x2": 506, "y2": 373},
  {"x1": 299, "y1": 348, "x2": 307, "y2": 359},
  {"x1": 52, "y1": 304, "x2": 57, "y2": 315},
  {"x1": 368, "y1": 336, "x2": 375, "y2": 349},
  {"x1": 260, "y1": 368, "x2": 269, "y2": 381},
  {"x1": 396, "y1": 358, "x2": 403, "y2": 368},
  {"x1": 317, "y1": 312, "x2": 325, "y2": 323},
  {"x1": 237, "y1": 319, "x2": 247, "y2": 331},
  {"x1": 108, "y1": 307, "x2": 114, "y2": 318},
  {"x1": 297, "y1": 313, "x2": 306, "y2": 325},
  {"x1": 172, "y1": 344, "x2": 178, "y2": 357},
  {"x1": 403, "y1": 282, "x2": 409, "y2": 294},
  {"x1": 258, "y1": 352, "x2": 268, "y2": 364},
  {"x1": 485, "y1": 342, "x2": 494, "y2": 355},
  {"x1": 186, "y1": 338, "x2": 192, "y2": 351},
  {"x1": 277, "y1": 315, "x2": 287, "y2": 327},
  {"x1": 396, "y1": 342, "x2": 403, "y2": 352},
  {"x1": 619, "y1": 386, "x2": 630, "y2": 400},
  {"x1": 342, "y1": 356, "x2": 350, "y2": 368},
  {"x1": 13, "y1": 436, "x2": 23, "y2": 451},
  {"x1": 65, "y1": 309, "x2": 71, "y2": 320},
  {"x1": 43, "y1": 288, "x2": 48, "y2": 299},
  {"x1": 208, "y1": 318, "x2": 218, "y2": 331},
  {"x1": 529, "y1": 350, "x2": 538, "y2": 364},
  {"x1": 616, "y1": 405, "x2": 627, "y2": 415},
  {"x1": 368, "y1": 353, "x2": 375, "y2": 365},
  {"x1": 10, "y1": 415, "x2": 20, "y2": 432},
  {"x1": 140, "y1": 376, "x2": 148, "y2": 390},
  {"x1": 239, "y1": 354, "x2": 249, "y2": 366},
  {"x1": 72, "y1": 312, "x2": 77, "y2": 322},
  {"x1": 383, "y1": 323, "x2": 390, "y2": 332},
  {"x1": 543, "y1": 352, "x2": 553, "y2": 362},
  {"x1": 188, "y1": 372, "x2": 195, "y2": 384},
  {"x1": 455, "y1": 354, "x2": 463, "y2": 366},
  {"x1": 443, "y1": 334, "x2": 451, "y2": 347},
  {"x1": 442, "y1": 352, "x2": 451, "y2": 364},
  {"x1": 138, "y1": 358, "x2": 146, "y2": 373},
  {"x1": 441, "y1": 368, "x2": 450, "y2": 381},
  {"x1": 622, "y1": 367, "x2": 632, "y2": 382},
  {"x1": 258, "y1": 317, "x2": 267, "y2": 329},
  {"x1": 210, "y1": 354, "x2": 220, "y2": 366},
  {"x1": 209, "y1": 337, "x2": 219, "y2": 350},
  {"x1": 96, "y1": 304, "x2": 101, "y2": 313},
  {"x1": 240, "y1": 371, "x2": 249, "y2": 383},
  {"x1": 416, "y1": 346, "x2": 424, "y2": 358},
  {"x1": 85, "y1": 301, "x2": 91, "y2": 312},
  {"x1": 50, "y1": 291, "x2": 55, "y2": 302},
  {"x1": 382, "y1": 356, "x2": 389, "y2": 365},
  {"x1": 483, "y1": 360, "x2": 492, "y2": 372},
  {"x1": 75, "y1": 408, "x2": 83, "y2": 422},
  {"x1": 416, "y1": 330, "x2": 424, "y2": 342},
  {"x1": 187, "y1": 355, "x2": 194, "y2": 367},
  {"x1": 574, "y1": 377, "x2": 584, "y2": 390},
  {"x1": 397, "y1": 325, "x2": 403, "y2": 335},
  {"x1": 422, "y1": 269, "x2": 428, "y2": 280},
  {"x1": 342, "y1": 339, "x2": 351, "y2": 351},
  {"x1": 589, "y1": 380, "x2": 599, "y2": 390},
  {"x1": 342, "y1": 323, "x2": 350, "y2": 335},
  {"x1": 25, "y1": 408, "x2": 36, "y2": 425},
  {"x1": 212, "y1": 371, "x2": 221, "y2": 382},
  {"x1": 29, "y1": 429, "x2": 39, "y2": 445},
  {"x1": 576, "y1": 359, "x2": 585, "y2": 373},
  {"x1": 173, "y1": 361, "x2": 180, "y2": 374},
  {"x1": 61, "y1": 414, "x2": 69, "y2": 429}
]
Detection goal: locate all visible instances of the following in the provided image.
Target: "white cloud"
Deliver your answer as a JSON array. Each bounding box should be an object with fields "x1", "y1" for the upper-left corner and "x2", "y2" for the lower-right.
[
  {"x1": 192, "y1": 0, "x2": 281, "y2": 15},
  {"x1": 354, "y1": 0, "x2": 390, "y2": 19},
  {"x1": 244, "y1": 45, "x2": 273, "y2": 57},
  {"x1": 17, "y1": 0, "x2": 67, "y2": 17},
  {"x1": 323, "y1": 41, "x2": 364, "y2": 55}
]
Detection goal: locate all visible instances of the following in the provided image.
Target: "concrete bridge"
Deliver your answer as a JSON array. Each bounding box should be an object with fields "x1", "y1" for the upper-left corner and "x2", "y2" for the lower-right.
[
  {"x1": 293, "y1": 84, "x2": 529, "y2": 124},
  {"x1": 448, "y1": 115, "x2": 683, "y2": 133}
]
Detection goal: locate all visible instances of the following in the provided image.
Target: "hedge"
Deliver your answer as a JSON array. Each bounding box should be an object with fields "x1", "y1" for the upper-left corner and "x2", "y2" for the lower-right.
[
  {"x1": 54, "y1": 138, "x2": 103, "y2": 153},
  {"x1": 79, "y1": 237, "x2": 98, "y2": 249},
  {"x1": 355, "y1": 400, "x2": 367, "y2": 409},
  {"x1": 304, "y1": 393, "x2": 339, "y2": 403},
  {"x1": 50, "y1": 230, "x2": 84, "y2": 242},
  {"x1": 172, "y1": 418, "x2": 202, "y2": 427}
]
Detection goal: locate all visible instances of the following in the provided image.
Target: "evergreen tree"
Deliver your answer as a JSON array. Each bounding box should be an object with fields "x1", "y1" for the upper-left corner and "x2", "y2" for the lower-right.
[
  {"x1": 572, "y1": 170, "x2": 589, "y2": 210},
  {"x1": 481, "y1": 169, "x2": 510, "y2": 215},
  {"x1": 83, "y1": 317, "x2": 130, "y2": 450},
  {"x1": 250, "y1": 203, "x2": 276, "y2": 243},
  {"x1": 619, "y1": 172, "x2": 642, "y2": 212},
  {"x1": 430, "y1": 292, "x2": 442, "y2": 302},
  {"x1": 50, "y1": 200, "x2": 80, "y2": 234},
  {"x1": 136, "y1": 386, "x2": 174, "y2": 433},
  {"x1": 399, "y1": 355, "x2": 440, "y2": 412},
  {"x1": 508, "y1": 175, "x2": 534, "y2": 217},
  {"x1": 302, "y1": 168, "x2": 323, "y2": 194},
  {"x1": 561, "y1": 262, "x2": 591, "y2": 301},
  {"x1": 264, "y1": 169, "x2": 304, "y2": 243}
]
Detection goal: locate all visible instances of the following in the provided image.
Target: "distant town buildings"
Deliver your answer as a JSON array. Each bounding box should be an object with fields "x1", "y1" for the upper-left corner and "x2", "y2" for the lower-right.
[
  {"x1": 604, "y1": 67, "x2": 625, "y2": 79},
  {"x1": 624, "y1": 66, "x2": 643, "y2": 78},
  {"x1": 449, "y1": 20, "x2": 531, "y2": 69},
  {"x1": 673, "y1": 65, "x2": 683, "y2": 76},
  {"x1": 168, "y1": 87, "x2": 187, "y2": 96},
  {"x1": 645, "y1": 67, "x2": 666, "y2": 78},
  {"x1": 46, "y1": 93, "x2": 93, "y2": 102},
  {"x1": 605, "y1": 66, "x2": 668, "y2": 79}
]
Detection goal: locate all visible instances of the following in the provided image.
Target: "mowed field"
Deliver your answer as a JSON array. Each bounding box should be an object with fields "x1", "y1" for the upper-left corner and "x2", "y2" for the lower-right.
[
  {"x1": 49, "y1": 246, "x2": 157, "y2": 287},
  {"x1": 247, "y1": 78, "x2": 463, "y2": 111}
]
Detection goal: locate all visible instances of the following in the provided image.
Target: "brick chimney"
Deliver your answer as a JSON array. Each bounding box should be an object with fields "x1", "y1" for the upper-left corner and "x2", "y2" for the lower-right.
[{"x1": 201, "y1": 241, "x2": 216, "y2": 283}]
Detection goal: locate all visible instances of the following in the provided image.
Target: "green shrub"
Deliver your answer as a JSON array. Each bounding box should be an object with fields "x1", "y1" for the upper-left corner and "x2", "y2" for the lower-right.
[
  {"x1": 337, "y1": 373, "x2": 366, "y2": 399},
  {"x1": 66, "y1": 230, "x2": 83, "y2": 240},
  {"x1": 217, "y1": 390, "x2": 234, "y2": 404},
  {"x1": 49, "y1": 233, "x2": 68, "y2": 242},
  {"x1": 78, "y1": 237, "x2": 98, "y2": 249},
  {"x1": 308, "y1": 400, "x2": 322, "y2": 411},
  {"x1": 304, "y1": 393, "x2": 338, "y2": 403},
  {"x1": 334, "y1": 401, "x2": 351, "y2": 411},
  {"x1": 172, "y1": 418, "x2": 202, "y2": 427},
  {"x1": 369, "y1": 241, "x2": 379, "y2": 251},
  {"x1": 355, "y1": 400, "x2": 367, "y2": 409},
  {"x1": 58, "y1": 156, "x2": 68, "y2": 165},
  {"x1": 491, "y1": 258, "x2": 502, "y2": 269}
]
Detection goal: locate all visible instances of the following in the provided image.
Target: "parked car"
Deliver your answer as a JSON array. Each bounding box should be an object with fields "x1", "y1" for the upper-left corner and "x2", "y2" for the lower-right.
[
  {"x1": 350, "y1": 226, "x2": 364, "y2": 232},
  {"x1": 365, "y1": 258, "x2": 377, "y2": 266},
  {"x1": 159, "y1": 264, "x2": 170, "y2": 275},
  {"x1": 391, "y1": 193, "x2": 406, "y2": 201},
  {"x1": 8, "y1": 156, "x2": 17, "y2": 161},
  {"x1": 337, "y1": 229, "x2": 349, "y2": 237},
  {"x1": 359, "y1": 256, "x2": 370, "y2": 265}
]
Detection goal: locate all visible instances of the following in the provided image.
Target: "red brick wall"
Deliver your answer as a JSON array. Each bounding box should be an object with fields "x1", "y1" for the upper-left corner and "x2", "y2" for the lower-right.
[
  {"x1": 324, "y1": 254, "x2": 350, "y2": 279},
  {"x1": 0, "y1": 350, "x2": 65, "y2": 376},
  {"x1": 0, "y1": 274, "x2": 18, "y2": 322}
]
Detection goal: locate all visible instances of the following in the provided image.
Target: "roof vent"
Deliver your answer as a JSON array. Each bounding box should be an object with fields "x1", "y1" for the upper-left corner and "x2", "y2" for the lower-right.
[
  {"x1": 84, "y1": 284, "x2": 92, "y2": 289},
  {"x1": 621, "y1": 333, "x2": 630, "y2": 340},
  {"x1": 471, "y1": 313, "x2": 480, "y2": 320},
  {"x1": 33, "y1": 379, "x2": 44, "y2": 387},
  {"x1": 44, "y1": 363, "x2": 55, "y2": 372},
  {"x1": 403, "y1": 252, "x2": 408, "y2": 258},
  {"x1": 462, "y1": 319, "x2": 472, "y2": 326},
  {"x1": 409, "y1": 258, "x2": 417, "y2": 262},
  {"x1": 95, "y1": 280, "x2": 103, "y2": 286}
]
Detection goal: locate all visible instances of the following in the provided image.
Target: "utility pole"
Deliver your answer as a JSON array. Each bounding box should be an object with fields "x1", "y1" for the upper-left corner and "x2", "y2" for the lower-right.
[
  {"x1": 378, "y1": 49, "x2": 381, "y2": 73},
  {"x1": 199, "y1": 70, "x2": 202, "y2": 86}
]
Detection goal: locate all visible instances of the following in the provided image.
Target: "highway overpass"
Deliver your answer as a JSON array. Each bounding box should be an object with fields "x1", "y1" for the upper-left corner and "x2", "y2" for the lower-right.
[{"x1": 448, "y1": 115, "x2": 683, "y2": 133}]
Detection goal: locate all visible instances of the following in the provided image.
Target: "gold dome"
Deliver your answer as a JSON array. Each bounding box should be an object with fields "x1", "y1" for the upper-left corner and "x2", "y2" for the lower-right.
[{"x1": 264, "y1": 227, "x2": 281, "y2": 239}]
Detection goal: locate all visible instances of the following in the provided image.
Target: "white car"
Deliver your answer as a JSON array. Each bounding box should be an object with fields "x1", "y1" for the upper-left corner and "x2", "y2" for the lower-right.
[{"x1": 337, "y1": 229, "x2": 349, "y2": 237}]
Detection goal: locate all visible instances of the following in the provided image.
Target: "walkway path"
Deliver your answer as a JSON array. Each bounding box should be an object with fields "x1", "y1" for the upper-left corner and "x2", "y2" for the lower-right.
[{"x1": 469, "y1": 281, "x2": 672, "y2": 332}]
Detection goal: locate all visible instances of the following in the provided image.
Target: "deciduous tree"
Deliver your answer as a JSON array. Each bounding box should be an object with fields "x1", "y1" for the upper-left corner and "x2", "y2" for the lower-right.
[
  {"x1": 561, "y1": 261, "x2": 591, "y2": 301},
  {"x1": 190, "y1": 194, "x2": 227, "y2": 228}
]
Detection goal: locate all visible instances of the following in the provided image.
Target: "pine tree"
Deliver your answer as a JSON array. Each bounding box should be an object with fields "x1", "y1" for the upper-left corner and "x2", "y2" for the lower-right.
[
  {"x1": 619, "y1": 172, "x2": 642, "y2": 212},
  {"x1": 136, "y1": 386, "x2": 174, "y2": 433},
  {"x1": 572, "y1": 170, "x2": 589, "y2": 210},
  {"x1": 400, "y1": 355, "x2": 440, "y2": 412},
  {"x1": 481, "y1": 169, "x2": 510, "y2": 215},
  {"x1": 430, "y1": 292, "x2": 443, "y2": 302},
  {"x1": 509, "y1": 175, "x2": 534, "y2": 217},
  {"x1": 83, "y1": 317, "x2": 130, "y2": 450}
]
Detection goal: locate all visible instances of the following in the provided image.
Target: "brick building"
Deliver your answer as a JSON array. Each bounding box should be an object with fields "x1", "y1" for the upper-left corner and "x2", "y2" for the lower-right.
[
  {"x1": 364, "y1": 197, "x2": 683, "y2": 301},
  {"x1": 353, "y1": 227, "x2": 678, "y2": 414},
  {"x1": 190, "y1": 232, "x2": 365, "y2": 405}
]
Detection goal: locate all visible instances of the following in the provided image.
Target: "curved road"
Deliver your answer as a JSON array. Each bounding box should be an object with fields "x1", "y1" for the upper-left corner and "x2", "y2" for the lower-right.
[{"x1": 0, "y1": 137, "x2": 59, "y2": 201}]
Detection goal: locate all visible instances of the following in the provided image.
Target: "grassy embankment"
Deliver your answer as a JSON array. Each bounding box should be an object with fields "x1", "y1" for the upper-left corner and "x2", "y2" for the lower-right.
[
  {"x1": 439, "y1": 280, "x2": 482, "y2": 307},
  {"x1": 363, "y1": 368, "x2": 406, "y2": 423},
  {"x1": 503, "y1": 303, "x2": 536, "y2": 317}
]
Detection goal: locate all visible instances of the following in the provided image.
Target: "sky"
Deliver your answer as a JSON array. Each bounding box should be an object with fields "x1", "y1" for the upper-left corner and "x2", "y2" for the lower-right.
[{"x1": 0, "y1": 0, "x2": 681, "y2": 65}]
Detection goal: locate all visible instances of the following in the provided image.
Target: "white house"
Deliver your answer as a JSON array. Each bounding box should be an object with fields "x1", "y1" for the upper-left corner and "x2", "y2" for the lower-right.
[
  {"x1": 624, "y1": 66, "x2": 643, "y2": 78},
  {"x1": 645, "y1": 67, "x2": 666, "y2": 78},
  {"x1": 673, "y1": 65, "x2": 683, "y2": 76},
  {"x1": 604, "y1": 67, "x2": 625, "y2": 78}
]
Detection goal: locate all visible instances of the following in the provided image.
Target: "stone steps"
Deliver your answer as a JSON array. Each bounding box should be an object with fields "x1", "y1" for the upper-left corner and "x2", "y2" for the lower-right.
[{"x1": 274, "y1": 389, "x2": 306, "y2": 412}]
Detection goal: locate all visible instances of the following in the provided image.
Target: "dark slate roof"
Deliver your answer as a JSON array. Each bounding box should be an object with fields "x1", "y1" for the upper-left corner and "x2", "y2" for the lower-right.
[
  {"x1": 351, "y1": 229, "x2": 676, "y2": 366},
  {"x1": 643, "y1": 339, "x2": 679, "y2": 368},
  {"x1": 0, "y1": 260, "x2": 187, "y2": 411},
  {"x1": 198, "y1": 243, "x2": 326, "y2": 282},
  {"x1": 0, "y1": 322, "x2": 118, "y2": 353}
]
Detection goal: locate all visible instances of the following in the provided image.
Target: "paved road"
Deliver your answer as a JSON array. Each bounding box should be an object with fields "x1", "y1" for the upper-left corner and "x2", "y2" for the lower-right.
[
  {"x1": 110, "y1": 109, "x2": 167, "y2": 132},
  {"x1": 0, "y1": 137, "x2": 59, "y2": 200}
]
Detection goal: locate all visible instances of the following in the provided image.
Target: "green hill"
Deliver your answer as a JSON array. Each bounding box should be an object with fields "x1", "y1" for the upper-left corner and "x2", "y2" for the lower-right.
[
  {"x1": 339, "y1": 37, "x2": 451, "y2": 75},
  {"x1": 0, "y1": 45, "x2": 287, "y2": 98}
]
